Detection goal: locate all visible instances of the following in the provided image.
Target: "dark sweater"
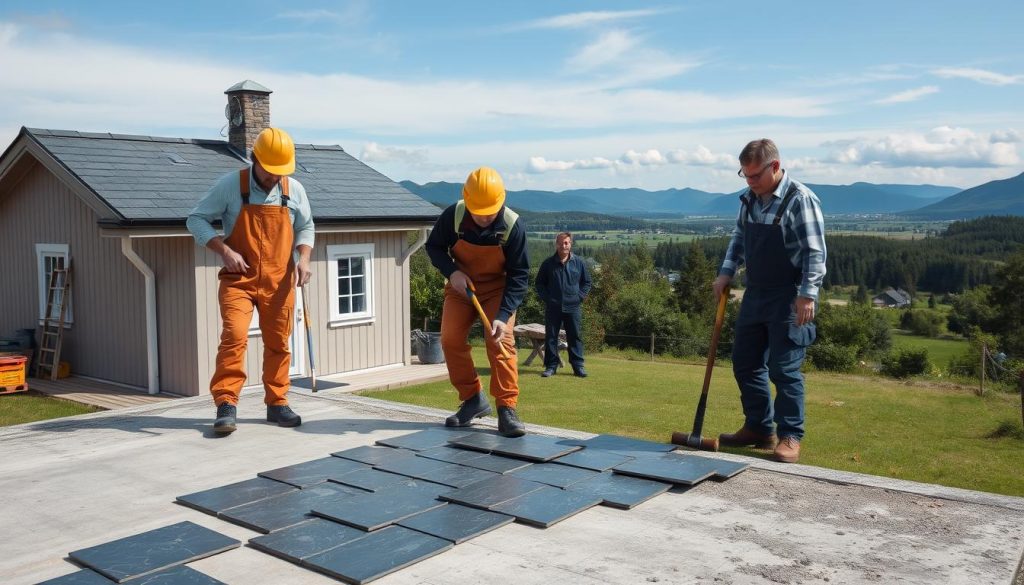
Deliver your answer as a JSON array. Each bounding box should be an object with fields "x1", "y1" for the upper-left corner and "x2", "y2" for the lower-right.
[
  {"x1": 535, "y1": 252, "x2": 592, "y2": 310},
  {"x1": 425, "y1": 203, "x2": 529, "y2": 322}
]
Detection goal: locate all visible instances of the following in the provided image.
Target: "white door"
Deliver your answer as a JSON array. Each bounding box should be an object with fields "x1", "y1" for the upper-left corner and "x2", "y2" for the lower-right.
[{"x1": 289, "y1": 287, "x2": 305, "y2": 377}]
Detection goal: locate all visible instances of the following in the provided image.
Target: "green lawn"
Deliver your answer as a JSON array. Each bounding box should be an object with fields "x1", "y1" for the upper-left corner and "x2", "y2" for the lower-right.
[
  {"x1": 0, "y1": 392, "x2": 100, "y2": 426},
  {"x1": 891, "y1": 330, "x2": 967, "y2": 370},
  {"x1": 361, "y1": 346, "x2": 1024, "y2": 497}
]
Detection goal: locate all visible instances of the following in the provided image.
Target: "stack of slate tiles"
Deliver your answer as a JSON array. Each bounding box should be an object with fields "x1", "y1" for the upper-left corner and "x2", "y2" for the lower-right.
[{"x1": 38, "y1": 429, "x2": 747, "y2": 585}]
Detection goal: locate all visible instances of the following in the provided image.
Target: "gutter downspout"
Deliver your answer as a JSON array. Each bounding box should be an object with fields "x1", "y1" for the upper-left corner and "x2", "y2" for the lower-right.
[
  {"x1": 399, "y1": 228, "x2": 429, "y2": 265},
  {"x1": 120, "y1": 237, "x2": 160, "y2": 394}
]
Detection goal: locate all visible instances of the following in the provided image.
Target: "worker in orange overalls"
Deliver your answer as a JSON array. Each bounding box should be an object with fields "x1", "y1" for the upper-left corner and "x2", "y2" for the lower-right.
[
  {"x1": 187, "y1": 128, "x2": 314, "y2": 434},
  {"x1": 425, "y1": 167, "x2": 529, "y2": 437}
]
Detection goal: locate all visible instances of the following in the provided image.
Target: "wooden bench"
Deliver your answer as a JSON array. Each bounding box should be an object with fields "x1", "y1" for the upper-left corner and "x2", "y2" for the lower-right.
[{"x1": 513, "y1": 323, "x2": 566, "y2": 367}]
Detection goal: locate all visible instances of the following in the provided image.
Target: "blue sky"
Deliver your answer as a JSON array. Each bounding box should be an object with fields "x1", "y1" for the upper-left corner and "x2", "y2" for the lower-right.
[{"x1": 1, "y1": 1, "x2": 1022, "y2": 193}]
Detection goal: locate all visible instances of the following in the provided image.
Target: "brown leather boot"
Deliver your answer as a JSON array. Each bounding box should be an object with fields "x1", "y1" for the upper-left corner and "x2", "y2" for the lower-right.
[
  {"x1": 773, "y1": 436, "x2": 801, "y2": 463},
  {"x1": 718, "y1": 426, "x2": 778, "y2": 449}
]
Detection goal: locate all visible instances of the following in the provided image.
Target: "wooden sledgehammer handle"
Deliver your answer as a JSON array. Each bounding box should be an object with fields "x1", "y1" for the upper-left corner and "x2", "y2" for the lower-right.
[{"x1": 465, "y1": 282, "x2": 512, "y2": 360}]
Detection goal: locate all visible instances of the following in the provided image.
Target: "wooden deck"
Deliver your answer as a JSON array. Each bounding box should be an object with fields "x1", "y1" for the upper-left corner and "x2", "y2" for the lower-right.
[{"x1": 28, "y1": 377, "x2": 181, "y2": 411}]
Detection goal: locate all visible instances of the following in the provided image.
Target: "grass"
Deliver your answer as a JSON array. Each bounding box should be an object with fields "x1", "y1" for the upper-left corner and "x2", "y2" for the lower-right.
[
  {"x1": 0, "y1": 391, "x2": 101, "y2": 426},
  {"x1": 891, "y1": 330, "x2": 967, "y2": 370},
  {"x1": 360, "y1": 346, "x2": 1024, "y2": 497}
]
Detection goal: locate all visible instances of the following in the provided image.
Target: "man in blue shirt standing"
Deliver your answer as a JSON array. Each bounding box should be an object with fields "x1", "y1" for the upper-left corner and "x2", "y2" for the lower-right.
[
  {"x1": 713, "y1": 139, "x2": 826, "y2": 464},
  {"x1": 535, "y1": 232, "x2": 592, "y2": 378}
]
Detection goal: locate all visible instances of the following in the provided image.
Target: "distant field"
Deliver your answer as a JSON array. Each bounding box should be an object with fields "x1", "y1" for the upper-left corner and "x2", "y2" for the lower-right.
[
  {"x1": 529, "y1": 230, "x2": 700, "y2": 247},
  {"x1": 891, "y1": 330, "x2": 967, "y2": 370}
]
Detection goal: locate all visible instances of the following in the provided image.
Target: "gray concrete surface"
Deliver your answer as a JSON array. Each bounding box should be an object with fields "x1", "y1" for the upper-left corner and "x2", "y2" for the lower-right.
[{"x1": 2, "y1": 390, "x2": 1022, "y2": 585}]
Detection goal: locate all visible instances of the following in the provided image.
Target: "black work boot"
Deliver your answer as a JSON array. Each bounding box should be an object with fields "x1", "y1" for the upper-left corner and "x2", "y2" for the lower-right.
[
  {"x1": 573, "y1": 366, "x2": 588, "y2": 378},
  {"x1": 267, "y1": 404, "x2": 302, "y2": 428},
  {"x1": 497, "y1": 406, "x2": 526, "y2": 438},
  {"x1": 445, "y1": 392, "x2": 492, "y2": 427},
  {"x1": 213, "y1": 403, "x2": 237, "y2": 435}
]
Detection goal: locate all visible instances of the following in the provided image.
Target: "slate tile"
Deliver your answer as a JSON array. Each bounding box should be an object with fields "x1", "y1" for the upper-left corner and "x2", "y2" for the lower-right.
[
  {"x1": 331, "y1": 445, "x2": 416, "y2": 466},
  {"x1": 219, "y1": 482, "x2": 365, "y2": 534},
  {"x1": 561, "y1": 434, "x2": 677, "y2": 455},
  {"x1": 312, "y1": 482, "x2": 449, "y2": 531},
  {"x1": 612, "y1": 453, "x2": 720, "y2": 485},
  {"x1": 175, "y1": 477, "x2": 296, "y2": 516},
  {"x1": 510, "y1": 463, "x2": 600, "y2": 488},
  {"x1": 448, "y1": 433, "x2": 582, "y2": 462},
  {"x1": 552, "y1": 448, "x2": 635, "y2": 472},
  {"x1": 328, "y1": 468, "x2": 422, "y2": 492},
  {"x1": 289, "y1": 377, "x2": 349, "y2": 391},
  {"x1": 375, "y1": 428, "x2": 472, "y2": 451},
  {"x1": 249, "y1": 518, "x2": 366, "y2": 564},
  {"x1": 490, "y1": 485, "x2": 603, "y2": 528},
  {"x1": 398, "y1": 503, "x2": 514, "y2": 544},
  {"x1": 416, "y1": 447, "x2": 532, "y2": 474},
  {"x1": 302, "y1": 526, "x2": 452, "y2": 585},
  {"x1": 68, "y1": 521, "x2": 240, "y2": 583},
  {"x1": 36, "y1": 569, "x2": 115, "y2": 585},
  {"x1": 375, "y1": 454, "x2": 497, "y2": 488},
  {"x1": 566, "y1": 471, "x2": 672, "y2": 509},
  {"x1": 439, "y1": 474, "x2": 547, "y2": 510},
  {"x1": 258, "y1": 456, "x2": 369, "y2": 488},
  {"x1": 125, "y1": 565, "x2": 227, "y2": 585}
]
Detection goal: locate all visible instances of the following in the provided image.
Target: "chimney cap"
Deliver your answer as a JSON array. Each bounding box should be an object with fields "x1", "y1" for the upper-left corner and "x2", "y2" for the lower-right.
[{"x1": 225, "y1": 80, "x2": 273, "y2": 94}]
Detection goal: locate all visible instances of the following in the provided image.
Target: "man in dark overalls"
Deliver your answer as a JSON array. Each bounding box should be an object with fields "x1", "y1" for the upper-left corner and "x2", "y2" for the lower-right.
[
  {"x1": 712, "y1": 139, "x2": 826, "y2": 463},
  {"x1": 535, "y1": 232, "x2": 592, "y2": 377}
]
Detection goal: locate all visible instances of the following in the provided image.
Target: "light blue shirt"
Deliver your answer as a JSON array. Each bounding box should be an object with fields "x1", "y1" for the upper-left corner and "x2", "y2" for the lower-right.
[
  {"x1": 718, "y1": 171, "x2": 827, "y2": 300},
  {"x1": 187, "y1": 167, "x2": 315, "y2": 250}
]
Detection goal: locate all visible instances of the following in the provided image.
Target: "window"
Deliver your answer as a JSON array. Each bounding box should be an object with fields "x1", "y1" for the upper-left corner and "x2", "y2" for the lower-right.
[
  {"x1": 35, "y1": 243, "x2": 73, "y2": 324},
  {"x1": 327, "y1": 244, "x2": 374, "y2": 325}
]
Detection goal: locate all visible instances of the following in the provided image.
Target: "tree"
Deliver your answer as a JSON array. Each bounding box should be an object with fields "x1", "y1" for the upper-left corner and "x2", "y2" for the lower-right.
[
  {"x1": 675, "y1": 240, "x2": 715, "y2": 317},
  {"x1": 409, "y1": 250, "x2": 446, "y2": 330},
  {"x1": 852, "y1": 284, "x2": 869, "y2": 305},
  {"x1": 989, "y1": 251, "x2": 1024, "y2": 356}
]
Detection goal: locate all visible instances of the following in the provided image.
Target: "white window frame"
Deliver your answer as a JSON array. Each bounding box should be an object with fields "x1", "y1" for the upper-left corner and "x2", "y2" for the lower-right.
[
  {"x1": 35, "y1": 243, "x2": 73, "y2": 325},
  {"x1": 326, "y1": 243, "x2": 375, "y2": 327}
]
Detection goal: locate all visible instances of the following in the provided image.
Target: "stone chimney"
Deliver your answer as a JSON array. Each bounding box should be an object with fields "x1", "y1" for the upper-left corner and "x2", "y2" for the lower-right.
[{"x1": 224, "y1": 80, "x2": 272, "y2": 156}]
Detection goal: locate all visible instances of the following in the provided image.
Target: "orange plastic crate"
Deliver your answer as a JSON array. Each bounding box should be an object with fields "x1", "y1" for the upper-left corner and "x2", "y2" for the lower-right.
[{"x1": 0, "y1": 355, "x2": 28, "y2": 394}]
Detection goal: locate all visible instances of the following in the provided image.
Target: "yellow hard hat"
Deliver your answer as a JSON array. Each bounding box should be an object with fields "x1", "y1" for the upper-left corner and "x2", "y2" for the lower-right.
[
  {"x1": 252, "y1": 127, "x2": 296, "y2": 175},
  {"x1": 462, "y1": 166, "x2": 506, "y2": 215}
]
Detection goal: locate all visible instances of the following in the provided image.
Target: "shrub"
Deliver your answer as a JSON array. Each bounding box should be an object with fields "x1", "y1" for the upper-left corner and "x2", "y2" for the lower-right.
[
  {"x1": 900, "y1": 309, "x2": 945, "y2": 337},
  {"x1": 807, "y1": 342, "x2": 858, "y2": 372},
  {"x1": 881, "y1": 347, "x2": 931, "y2": 378},
  {"x1": 816, "y1": 302, "x2": 892, "y2": 358}
]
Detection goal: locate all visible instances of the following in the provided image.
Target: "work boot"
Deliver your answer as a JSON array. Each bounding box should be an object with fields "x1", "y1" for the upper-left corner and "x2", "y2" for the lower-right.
[
  {"x1": 213, "y1": 403, "x2": 237, "y2": 435},
  {"x1": 445, "y1": 392, "x2": 491, "y2": 427},
  {"x1": 773, "y1": 436, "x2": 801, "y2": 463},
  {"x1": 497, "y1": 406, "x2": 526, "y2": 438},
  {"x1": 718, "y1": 426, "x2": 778, "y2": 449},
  {"x1": 573, "y1": 366, "x2": 588, "y2": 378},
  {"x1": 267, "y1": 404, "x2": 302, "y2": 428},
  {"x1": 540, "y1": 367, "x2": 557, "y2": 377}
]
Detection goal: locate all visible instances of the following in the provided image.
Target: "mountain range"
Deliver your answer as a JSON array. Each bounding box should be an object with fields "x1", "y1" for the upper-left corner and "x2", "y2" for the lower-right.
[{"x1": 400, "y1": 171, "x2": 1024, "y2": 219}]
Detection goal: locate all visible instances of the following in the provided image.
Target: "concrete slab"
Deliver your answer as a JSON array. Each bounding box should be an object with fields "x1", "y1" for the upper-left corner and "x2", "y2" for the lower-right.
[{"x1": 2, "y1": 390, "x2": 1023, "y2": 585}]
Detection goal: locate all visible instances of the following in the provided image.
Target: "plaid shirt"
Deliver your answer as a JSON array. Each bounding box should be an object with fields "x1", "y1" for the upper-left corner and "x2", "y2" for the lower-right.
[{"x1": 718, "y1": 171, "x2": 827, "y2": 300}]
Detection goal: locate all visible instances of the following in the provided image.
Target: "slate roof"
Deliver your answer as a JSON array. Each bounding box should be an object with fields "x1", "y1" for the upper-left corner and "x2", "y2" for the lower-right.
[{"x1": 18, "y1": 127, "x2": 440, "y2": 227}]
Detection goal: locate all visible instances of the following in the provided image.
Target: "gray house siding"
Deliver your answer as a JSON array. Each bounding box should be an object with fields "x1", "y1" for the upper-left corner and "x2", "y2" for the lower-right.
[
  {"x1": 0, "y1": 163, "x2": 148, "y2": 387},
  {"x1": 133, "y1": 236, "x2": 198, "y2": 395}
]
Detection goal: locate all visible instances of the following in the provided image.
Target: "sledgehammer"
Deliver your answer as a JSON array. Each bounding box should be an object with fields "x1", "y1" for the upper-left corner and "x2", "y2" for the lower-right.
[{"x1": 671, "y1": 285, "x2": 729, "y2": 451}]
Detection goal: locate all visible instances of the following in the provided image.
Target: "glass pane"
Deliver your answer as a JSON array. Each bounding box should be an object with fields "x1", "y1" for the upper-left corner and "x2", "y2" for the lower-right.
[
  {"x1": 339, "y1": 296, "x2": 351, "y2": 314},
  {"x1": 339, "y1": 277, "x2": 350, "y2": 295},
  {"x1": 337, "y1": 258, "x2": 349, "y2": 277},
  {"x1": 352, "y1": 276, "x2": 364, "y2": 294},
  {"x1": 352, "y1": 294, "x2": 365, "y2": 313},
  {"x1": 351, "y1": 256, "x2": 364, "y2": 276}
]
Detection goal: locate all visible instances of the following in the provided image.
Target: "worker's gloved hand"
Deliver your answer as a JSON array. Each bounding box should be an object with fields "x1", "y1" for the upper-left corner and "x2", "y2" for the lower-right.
[
  {"x1": 221, "y1": 246, "x2": 250, "y2": 273},
  {"x1": 449, "y1": 270, "x2": 471, "y2": 298},
  {"x1": 491, "y1": 319, "x2": 507, "y2": 342}
]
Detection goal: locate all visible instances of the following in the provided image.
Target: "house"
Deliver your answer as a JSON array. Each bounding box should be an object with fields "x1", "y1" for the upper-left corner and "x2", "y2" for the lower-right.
[
  {"x1": 872, "y1": 287, "x2": 913, "y2": 308},
  {"x1": 0, "y1": 81, "x2": 440, "y2": 396}
]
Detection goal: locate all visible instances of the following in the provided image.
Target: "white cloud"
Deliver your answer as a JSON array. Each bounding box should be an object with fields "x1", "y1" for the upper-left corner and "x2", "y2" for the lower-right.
[
  {"x1": 827, "y1": 126, "x2": 1020, "y2": 168},
  {"x1": 990, "y1": 130, "x2": 1022, "y2": 143},
  {"x1": 516, "y1": 9, "x2": 666, "y2": 30},
  {"x1": 359, "y1": 142, "x2": 427, "y2": 163},
  {"x1": 526, "y1": 145, "x2": 733, "y2": 174},
  {"x1": 566, "y1": 30, "x2": 638, "y2": 71},
  {"x1": 874, "y1": 85, "x2": 939, "y2": 105},
  {"x1": 932, "y1": 67, "x2": 1024, "y2": 86},
  {"x1": 564, "y1": 29, "x2": 701, "y2": 87},
  {"x1": 275, "y1": 1, "x2": 371, "y2": 26}
]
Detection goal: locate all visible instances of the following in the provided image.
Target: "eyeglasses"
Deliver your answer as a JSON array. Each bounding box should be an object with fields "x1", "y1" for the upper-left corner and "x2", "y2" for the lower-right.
[{"x1": 737, "y1": 161, "x2": 776, "y2": 180}]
